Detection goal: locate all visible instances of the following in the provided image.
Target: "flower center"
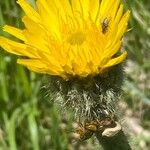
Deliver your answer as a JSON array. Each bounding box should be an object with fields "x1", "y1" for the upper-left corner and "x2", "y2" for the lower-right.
[{"x1": 68, "y1": 32, "x2": 86, "y2": 45}]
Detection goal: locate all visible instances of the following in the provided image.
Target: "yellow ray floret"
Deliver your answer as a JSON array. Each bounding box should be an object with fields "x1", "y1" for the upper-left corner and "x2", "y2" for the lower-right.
[{"x1": 0, "y1": 0, "x2": 130, "y2": 79}]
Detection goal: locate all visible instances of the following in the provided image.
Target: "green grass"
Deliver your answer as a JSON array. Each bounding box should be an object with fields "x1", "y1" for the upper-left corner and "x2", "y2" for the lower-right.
[{"x1": 0, "y1": 0, "x2": 150, "y2": 150}]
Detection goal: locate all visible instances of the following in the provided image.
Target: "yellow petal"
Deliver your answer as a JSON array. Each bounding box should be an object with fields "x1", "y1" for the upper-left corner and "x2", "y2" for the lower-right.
[
  {"x1": 89, "y1": 0, "x2": 100, "y2": 21},
  {"x1": 0, "y1": 37, "x2": 37, "y2": 58},
  {"x1": 17, "y1": 59, "x2": 49, "y2": 74},
  {"x1": 36, "y1": 0, "x2": 60, "y2": 39},
  {"x1": 53, "y1": 0, "x2": 73, "y2": 20},
  {"x1": 110, "y1": 0, "x2": 120, "y2": 19},
  {"x1": 3, "y1": 25, "x2": 26, "y2": 41},
  {"x1": 104, "y1": 41, "x2": 122, "y2": 58},
  {"x1": 17, "y1": 0, "x2": 40, "y2": 23},
  {"x1": 17, "y1": 59, "x2": 63, "y2": 75},
  {"x1": 100, "y1": 0, "x2": 115, "y2": 18},
  {"x1": 80, "y1": 0, "x2": 89, "y2": 19},
  {"x1": 115, "y1": 4, "x2": 124, "y2": 24},
  {"x1": 71, "y1": 0, "x2": 82, "y2": 15},
  {"x1": 117, "y1": 10, "x2": 130, "y2": 39},
  {"x1": 103, "y1": 51, "x2": 127, "y2": 68}
]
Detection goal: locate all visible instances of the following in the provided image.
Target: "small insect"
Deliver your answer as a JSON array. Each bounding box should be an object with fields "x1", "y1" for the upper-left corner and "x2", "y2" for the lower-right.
[{"x1": 101, "y1": 18, "x2": 110, "y2": 34}]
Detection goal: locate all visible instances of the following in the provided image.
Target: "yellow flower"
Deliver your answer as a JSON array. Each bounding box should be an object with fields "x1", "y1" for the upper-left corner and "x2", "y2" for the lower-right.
[{"x1": 0, "y1": 0, "x2": 130, "y2": 79}]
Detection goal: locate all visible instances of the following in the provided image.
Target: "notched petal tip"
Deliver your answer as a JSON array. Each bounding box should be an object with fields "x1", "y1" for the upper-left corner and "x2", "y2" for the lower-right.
[
  {"x1": 17, "y1": 0, "x2": 40, "y2": 23},
  {"x1": 3, "y1": 25, "x2": 26, "y2": 41}
]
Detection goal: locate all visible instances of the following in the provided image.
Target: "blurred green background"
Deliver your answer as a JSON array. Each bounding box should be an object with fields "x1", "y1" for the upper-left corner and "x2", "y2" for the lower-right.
[{"x1": 0, "y1": 0, "x2": 149, "y2": 150}]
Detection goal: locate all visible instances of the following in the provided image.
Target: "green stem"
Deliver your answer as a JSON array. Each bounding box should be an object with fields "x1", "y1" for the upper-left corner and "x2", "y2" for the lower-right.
[{"x1": 96, "y1": 130, "x2": 132, "y2": 150}]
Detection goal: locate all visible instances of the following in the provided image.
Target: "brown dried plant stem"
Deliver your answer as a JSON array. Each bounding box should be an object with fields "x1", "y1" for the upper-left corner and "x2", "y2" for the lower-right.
[{"x1": 95, "y1": 130, "x2": 132, "y2": 150}]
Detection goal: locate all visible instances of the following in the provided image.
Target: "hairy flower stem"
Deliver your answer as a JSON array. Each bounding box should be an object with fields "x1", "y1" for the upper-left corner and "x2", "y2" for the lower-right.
[{"x1": 95, "y1": 130, "x2": 132, "y2": 150}]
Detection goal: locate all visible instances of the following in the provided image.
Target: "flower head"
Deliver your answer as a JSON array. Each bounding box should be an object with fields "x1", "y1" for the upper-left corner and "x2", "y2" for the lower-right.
[{"x1": 0, "y1": 0, "x2": 130, "y2": 79}]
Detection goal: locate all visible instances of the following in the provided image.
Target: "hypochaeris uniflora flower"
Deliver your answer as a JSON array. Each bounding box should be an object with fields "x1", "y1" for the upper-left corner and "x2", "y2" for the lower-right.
[
  {"x1": 0, "y1": 0, "x2": 130, "y2": 79},
  {"x1": 0, "y1": 0, "x2": 131, "y2": 142}
]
